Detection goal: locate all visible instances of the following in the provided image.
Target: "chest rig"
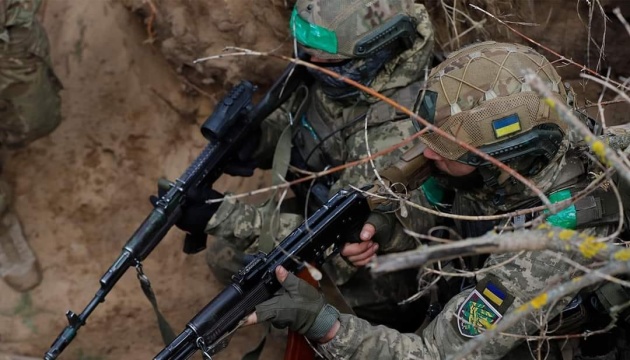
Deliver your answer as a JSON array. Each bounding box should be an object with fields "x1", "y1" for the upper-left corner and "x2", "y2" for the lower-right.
[{"x1": 288, "y1": 80, "x2": 426, "y2": 211}]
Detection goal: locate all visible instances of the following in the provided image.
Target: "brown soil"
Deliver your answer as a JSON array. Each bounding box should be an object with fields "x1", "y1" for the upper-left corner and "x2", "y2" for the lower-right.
[
  {"x1": 0, "y1": 1, "x2": 281, "y2": 359},
  {"x1": 0, "y1": 0, "x2": 628, "y2": 359}
]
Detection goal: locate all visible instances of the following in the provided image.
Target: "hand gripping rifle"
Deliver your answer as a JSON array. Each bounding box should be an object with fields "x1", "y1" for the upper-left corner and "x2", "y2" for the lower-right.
[
  {"x1": 154, "y1": 142, "x2": 431, "y2": 360},
  {"x1": 44, "y1": 63, "x2": 307, "y2": 360}
]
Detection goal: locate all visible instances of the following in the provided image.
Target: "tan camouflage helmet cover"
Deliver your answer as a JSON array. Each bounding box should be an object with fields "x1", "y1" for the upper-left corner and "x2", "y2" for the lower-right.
[
  {"x1": 291, "y1": 0, "x2": 415, "y2": 60},
  {"x1": 420, "y1": 41, "x2": 569, "y2": 162}
]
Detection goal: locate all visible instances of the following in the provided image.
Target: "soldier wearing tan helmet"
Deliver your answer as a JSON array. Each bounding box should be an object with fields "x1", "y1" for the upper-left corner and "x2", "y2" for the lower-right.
[
  {"x1": 169, "y1": 0, "x2": 436, "y2": 332},
  {"x1": 0, "y1": 0, "x2": 62, "y2": 292},
  {"x1": 247, "y1": 42, "x2": 630, "y2": 359}
]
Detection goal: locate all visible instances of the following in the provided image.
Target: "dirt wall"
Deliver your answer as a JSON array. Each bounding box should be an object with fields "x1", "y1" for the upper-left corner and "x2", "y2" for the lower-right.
[
  {"x1": 0, "y1": 1, "x2": 629, "y2": 359},
  {"x1": 124, "y1": 0, "x2": 630, "y2": 88}
]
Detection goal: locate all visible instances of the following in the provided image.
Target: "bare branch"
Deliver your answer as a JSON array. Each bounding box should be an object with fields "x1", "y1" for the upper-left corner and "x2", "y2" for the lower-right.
[
  {"x1": 451, "y1": 259, "x2": 630, "y2": 360},
  {"x1": 195, "y1": 47, "x2": 554, "y2": 207},
  {"x1": 525, "y1": 71, "x2": 630, "y2": 186},
  {"x1": 370, "y1": 225, "x2": 621, "y2": 275},
  {"x1": 469, "y1": 4, "x2": 630, "y2": 92}
]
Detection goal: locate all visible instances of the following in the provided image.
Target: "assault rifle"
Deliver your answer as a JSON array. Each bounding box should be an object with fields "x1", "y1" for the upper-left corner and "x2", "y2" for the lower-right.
[
  {"x1": 44, "y1": 63, "x2": 307, "y2": 360},
  {"x1": 154, "y1": 144, "x2": 431, "y2": 360}
]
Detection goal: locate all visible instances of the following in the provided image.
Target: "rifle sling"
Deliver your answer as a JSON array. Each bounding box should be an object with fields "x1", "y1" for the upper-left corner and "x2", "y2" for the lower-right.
[
  {"x1": 241, "y1": 328, "x2": 269, "y2": 360},
  {"x1": 136, "y1": 266, "x2": 176, "y2": 345},
  {"x1": 259, "y1": 125, "x2": 293, "y2": 253}
]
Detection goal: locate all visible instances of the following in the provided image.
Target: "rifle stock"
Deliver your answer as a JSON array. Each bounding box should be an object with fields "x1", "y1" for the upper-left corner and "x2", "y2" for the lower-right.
[{"x1": 44, "y1": 63, "x2": 307, "y2": 360}]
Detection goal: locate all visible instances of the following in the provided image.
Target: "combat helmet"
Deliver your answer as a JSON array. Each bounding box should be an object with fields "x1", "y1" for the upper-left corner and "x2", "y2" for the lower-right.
[
  {"x1": 290, "y1": 0, "x2": 423, "y2": 99},
  {"x1": 419, "y1": 42, "x2": 569, "y2": 181},
  {"x1": 291, "y1": 0, "x2": 419, "y2": 60}
]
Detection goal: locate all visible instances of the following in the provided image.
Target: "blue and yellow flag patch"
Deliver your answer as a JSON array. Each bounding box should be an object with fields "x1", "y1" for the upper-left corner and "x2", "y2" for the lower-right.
[
  {"x1": 454, "y1": 276, "x2": 515, "y2": 338},
  {"x1": 482, "y1": 282, "x2": 507, "y2": 306},
  {"x1": 492, "y1": 114, "x2": 521, "y2": 138}
]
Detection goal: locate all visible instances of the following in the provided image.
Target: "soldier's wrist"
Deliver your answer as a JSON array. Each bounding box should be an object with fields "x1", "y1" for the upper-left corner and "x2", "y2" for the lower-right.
[
  {"x1": 318, "y1": 320, "x2": 340, "y2": 343},
  {"x1": 305, "y1": 304, "x2": 340, "y2": 340}
]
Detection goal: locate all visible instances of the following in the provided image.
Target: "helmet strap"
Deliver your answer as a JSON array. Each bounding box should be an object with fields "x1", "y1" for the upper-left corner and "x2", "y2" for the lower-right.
[
  {"x1": 477, "y1": 167, "x2": 508, "y2": 206},
  {"x1": 308, "y1": 44, "x2": 400, "y2": 100}
]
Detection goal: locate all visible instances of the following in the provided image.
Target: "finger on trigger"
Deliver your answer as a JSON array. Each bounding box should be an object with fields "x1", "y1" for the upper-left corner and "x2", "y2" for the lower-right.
[
  {"x1": 348, "y1": 244, "x2": 378, "y2": 263},
  {"x1": 342, "y1": 241, "x2": 372, "y2": 257},
  {"x1": 354, "y1": 255, "x2": 376, "y2": 267}
]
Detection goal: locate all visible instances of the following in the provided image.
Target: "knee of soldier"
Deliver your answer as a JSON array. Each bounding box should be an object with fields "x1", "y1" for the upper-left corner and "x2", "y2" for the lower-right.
[
  {"x1": 0, "y1": 64, "x2": 62, "y2": 148},
  {"x1": 206, "y1": 237, "x2": 249, "y2": 285}
]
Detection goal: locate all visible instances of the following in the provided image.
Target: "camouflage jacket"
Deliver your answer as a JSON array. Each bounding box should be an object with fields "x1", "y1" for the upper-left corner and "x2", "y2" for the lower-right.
[
  {"x1": 317, "y1": 145, "x2": 626, "y2": 359},
  {"x1": 318, "y1": 237, "x2": 609, "y2": 360},
  {"x1": 206, "y1": 3, "x2": 434, "y2": 278}
]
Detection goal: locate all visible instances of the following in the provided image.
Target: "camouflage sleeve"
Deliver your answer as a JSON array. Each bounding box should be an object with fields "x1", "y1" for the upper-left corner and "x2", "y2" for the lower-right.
[
  {"x1": 204, "y1": 195, "x2": 262, "y2": 248},
  {"x1": 411, "y1": 247, "x2": 596, "y2": 359},
  {"x1": 318, "y1": 314, "x2": 440, "y2": 359},
  {"x1": 320, "y1": 228, "x2": 605, "y2": 359},
  {"x1": 205, "y1": 194, "x2": 303, "y2": 250}
]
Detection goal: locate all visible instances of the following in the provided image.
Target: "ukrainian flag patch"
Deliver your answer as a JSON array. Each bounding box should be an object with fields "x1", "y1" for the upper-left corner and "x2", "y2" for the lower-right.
[
  {"x1": 482, "y1": 282, "x2": 507, "y2": 306},
  {"x1": 492, "y1": 114, "x2": 521, "y2": 138},
  {"x1": 453, "y1": 275, "x2": 515, "y2": 339}
]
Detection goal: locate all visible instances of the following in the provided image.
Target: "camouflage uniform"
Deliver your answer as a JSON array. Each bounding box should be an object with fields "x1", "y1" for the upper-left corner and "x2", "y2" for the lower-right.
[
  {"x1": 319, "y1": 172, "x2": 617, "y2": 359},
  {"x1": 313, "y1": 42, "x2": 630, "y2": 359},
  {"x1": 0, "y1": 0, "x2": 61, "y2": 292},
  {"x1": 206, "y1": 1, "x2": 435, "y2": 331}
]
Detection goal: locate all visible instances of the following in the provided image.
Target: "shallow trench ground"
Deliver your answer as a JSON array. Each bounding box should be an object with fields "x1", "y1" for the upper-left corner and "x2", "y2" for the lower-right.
[
  {"x1": 0, "y1": 1, "x2": 282, "y2": 359},
  {"x1": 0, "y1": 0, "x2": 629, "y2": 359}
]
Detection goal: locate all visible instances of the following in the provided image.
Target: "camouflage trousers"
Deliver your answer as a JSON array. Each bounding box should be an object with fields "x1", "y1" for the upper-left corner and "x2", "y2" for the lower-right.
[
  {"x1": 0, "y1": 24, "x2": 62, "y2": 147},
  {"x1": 0, "y1": 15, "x2": 62, "y2": 223},
  {"x1": 0, "y1": 17, "x2": 62, "y2": 292}
]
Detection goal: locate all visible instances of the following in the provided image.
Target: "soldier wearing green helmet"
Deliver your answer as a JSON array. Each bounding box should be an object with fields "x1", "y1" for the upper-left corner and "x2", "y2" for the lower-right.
[
  {"x1": 247, "y1": 42, "x2": 630, "y2": 359},
  {"x1": 176, "y1": 0, "x2": 437, "y2": 332},
  {"x1": 0, "y1": 0, "x2": 62, "y2": 292}
]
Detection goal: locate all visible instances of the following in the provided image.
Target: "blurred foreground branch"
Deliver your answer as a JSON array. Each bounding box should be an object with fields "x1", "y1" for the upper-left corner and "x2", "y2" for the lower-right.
[{"x1": 370, "y1": 225, "x2": 621, "y2": 274}]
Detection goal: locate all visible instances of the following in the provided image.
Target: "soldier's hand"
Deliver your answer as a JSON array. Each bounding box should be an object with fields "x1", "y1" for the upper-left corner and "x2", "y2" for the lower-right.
[
  {"x1": 245, "y1": 266, "x2": 340, "y2": 343},
  {"x1": 223, "y1": 127, "x2": 261, "y2": 177},
  {"x1": 341, "y1": 223, "x2": 379, "y2": 267},
  {"x1": 149, "y1": 180, "x2": 222, "y2": 235},
  {"x1": 342, "y1": 211, "x2": 395, "y2": 266}
]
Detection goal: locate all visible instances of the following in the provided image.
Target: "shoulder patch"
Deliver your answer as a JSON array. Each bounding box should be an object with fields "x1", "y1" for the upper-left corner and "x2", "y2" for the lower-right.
[
  {"x1": 455, "y1": 276, "x2": 515, "y2": 338},
  {"x1": 476, "y1": 275, "x2": 515, "y2": 314},
  {"x1": 456, "y1": 289, "x2": 502, "y2": 338}
]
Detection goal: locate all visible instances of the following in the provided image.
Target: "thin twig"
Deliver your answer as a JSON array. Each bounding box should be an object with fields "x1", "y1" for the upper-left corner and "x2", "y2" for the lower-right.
[
  {"x1": 469, "y1": 4, "x2": 629, "y2": 92},
  {"x1": 451, "y1": 259, "x2": 630, "y2": 360},
  {"x1": 526, "y1": 71, "x2": 630, "y2": 186},
  {"x1": 195, "y1": 47, "x2": 553, "y2": 206}
]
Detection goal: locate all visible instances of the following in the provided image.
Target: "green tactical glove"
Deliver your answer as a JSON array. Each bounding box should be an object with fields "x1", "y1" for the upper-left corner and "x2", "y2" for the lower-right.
[{"x1": 255, "y1": 267, "x2": 340, "y2": 340}]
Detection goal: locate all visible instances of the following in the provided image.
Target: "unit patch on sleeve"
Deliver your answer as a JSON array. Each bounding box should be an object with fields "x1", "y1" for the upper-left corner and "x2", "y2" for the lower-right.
[{"x1": 455, "y1": 276, "x2": 515, "y2": 338}]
